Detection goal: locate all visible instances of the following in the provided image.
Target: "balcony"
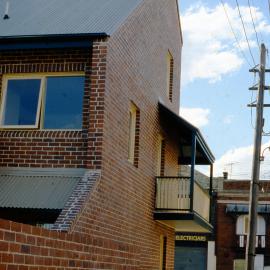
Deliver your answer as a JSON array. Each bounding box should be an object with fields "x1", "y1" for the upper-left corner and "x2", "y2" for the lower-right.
[
  {"x1": 154, "y1": 176, "x2": 213, "y2": 233},
  {"x1": 156, "y1": 103, "x2": 215, "y2": 233},
  {"x1": 237, "y1": 235, "x2": 266, "y2": 249}
]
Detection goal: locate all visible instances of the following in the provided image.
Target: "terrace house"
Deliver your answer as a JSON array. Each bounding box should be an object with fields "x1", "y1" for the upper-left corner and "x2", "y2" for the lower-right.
[{"x1": 0, "y1": 0, "x2": 215, "y2": 269}]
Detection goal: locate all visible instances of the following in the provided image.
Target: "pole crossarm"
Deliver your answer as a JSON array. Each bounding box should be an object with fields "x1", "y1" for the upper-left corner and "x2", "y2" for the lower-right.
[
  {"x1": 249, "y1": 68, "x2": 270, "y2": 72},
  {"x1": 247, "y1": 104, "x2": 270, "y2": 107},
  {"x1": 249, "y1": 85, "x2": 270, "y2": 90}
]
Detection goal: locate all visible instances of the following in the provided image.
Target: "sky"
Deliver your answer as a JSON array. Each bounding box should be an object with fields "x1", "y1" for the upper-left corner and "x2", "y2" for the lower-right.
[{"x1": 178, "y1": 0, "x2": 270, "y2": 179}]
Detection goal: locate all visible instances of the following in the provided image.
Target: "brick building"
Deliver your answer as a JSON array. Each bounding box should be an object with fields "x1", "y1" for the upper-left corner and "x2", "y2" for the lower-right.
[
  {"x1": 216, "y1": 179, "x2": 270, "y2": 270},
  {"x1": 0, "y1": 0, "x2": 215, "y2": 269}
]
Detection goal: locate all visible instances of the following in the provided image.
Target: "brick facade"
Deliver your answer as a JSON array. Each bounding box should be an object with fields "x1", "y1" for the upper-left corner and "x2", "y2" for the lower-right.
[
  {"x1": 0, "y1": 47, "x2": 90, "y2": 168},
  {"x1": 0, "y1": 0, "x2": 182, "y2": 269}
]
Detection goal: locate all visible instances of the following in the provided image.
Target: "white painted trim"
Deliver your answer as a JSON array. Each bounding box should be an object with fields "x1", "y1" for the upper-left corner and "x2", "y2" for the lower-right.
[{"x1": 0, "y1": 75, "x2": 43, "y2": 129}]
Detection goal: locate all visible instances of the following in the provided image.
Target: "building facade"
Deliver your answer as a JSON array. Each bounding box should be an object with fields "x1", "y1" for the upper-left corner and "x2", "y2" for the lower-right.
[
  {"x1": 0, "y1": 0, "x2": 215, "y2": 269},
  {"x1": 216, "y1": 180, "x2": 270, "y2": 270}
]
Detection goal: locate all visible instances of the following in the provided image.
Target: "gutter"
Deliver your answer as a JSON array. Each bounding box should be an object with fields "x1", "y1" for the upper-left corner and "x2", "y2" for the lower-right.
[{"x1": 0, "y1": 32, "x2": 109, "y2": 50}]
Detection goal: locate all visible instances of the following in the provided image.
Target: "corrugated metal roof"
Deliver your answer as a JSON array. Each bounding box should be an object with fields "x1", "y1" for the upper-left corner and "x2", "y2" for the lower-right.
[
  {"x1": 0, "y1": 168, "x2": 85, "y2": 209},
  {"x1": 0, "y1": 0, "x2": 143, "y2": 38}
]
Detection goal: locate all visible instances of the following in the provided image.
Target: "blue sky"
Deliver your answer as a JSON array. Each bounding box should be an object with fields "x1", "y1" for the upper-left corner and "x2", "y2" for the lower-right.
[{"x1": 178, "y1": 0, "x2": 270, "y2": 179}]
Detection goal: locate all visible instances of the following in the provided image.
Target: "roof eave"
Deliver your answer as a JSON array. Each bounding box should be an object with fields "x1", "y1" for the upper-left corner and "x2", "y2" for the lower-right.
[
  {"x1": 0, "y1": 32, "x2": 109, "y2": 43},
  {"x1": 158, "y1": 102, "x2": 215, "y2": 164}
]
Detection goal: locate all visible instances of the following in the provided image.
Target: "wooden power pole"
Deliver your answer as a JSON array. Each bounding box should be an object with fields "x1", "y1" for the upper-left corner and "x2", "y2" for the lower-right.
[{"x1": 246, "y1": 43, "x2": 266, "y2": 270}]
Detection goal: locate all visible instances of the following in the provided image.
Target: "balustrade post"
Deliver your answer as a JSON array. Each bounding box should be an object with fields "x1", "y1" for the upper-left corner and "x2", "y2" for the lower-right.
[{"x1": 190, "y1": 133, "x2": 196, "y2": 212}]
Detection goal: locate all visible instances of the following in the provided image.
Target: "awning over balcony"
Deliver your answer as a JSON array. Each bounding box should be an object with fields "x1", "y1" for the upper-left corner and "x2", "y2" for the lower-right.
[
  {"x1": 158, "y1": 102, "x2": 215, "y2": 165},
  {"x1": 226, "y1": 204, "x2": 270, "y2": 214}
]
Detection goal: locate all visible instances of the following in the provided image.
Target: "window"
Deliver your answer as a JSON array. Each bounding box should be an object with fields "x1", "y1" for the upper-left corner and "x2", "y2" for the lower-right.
[
  {"x1": 244, "y1": 216, "x2": 249, "y2": 234},
  {"x1": 128, "y1": 102, "x2": 140, "y2": 166},
  {"x1": 157, "y1": 135, "x2": 165, "y2": 176},
  {"x1": 166, "y1": 51, "x2": 173, "y2": 102},
  {"x1": 0, "y1": 74, "x2": 84, "y2": 129},
  {"x1": 160, "y1": 235, "x2": 167, "y2": 270},
  {"x1": 236, "y1": 215, "x2": 265, "y2": 235}
]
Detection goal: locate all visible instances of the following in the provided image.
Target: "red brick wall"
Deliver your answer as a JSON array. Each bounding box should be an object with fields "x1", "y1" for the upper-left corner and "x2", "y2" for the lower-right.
[
  {"x1": 0, "y1": 218, "x2": 141, "y2": 269},
  {"x1": 0, "y1": 0, "x2": 182, "y2": 269},
  {"x1": 0, "y1": 48, "x2": 89, "y2": 168},
  {"x1": 224, "y1": 180, "x2": 270, "y2": 193},
  {"x1": 71, "y1": 1, "x2": 181, "y2": 269},
  {"x1": 216, "y1": 203, "x2": 236, "y2": 270},
  {"x1": 0, "y1": 43, "x2": 107, "y2": 170}
]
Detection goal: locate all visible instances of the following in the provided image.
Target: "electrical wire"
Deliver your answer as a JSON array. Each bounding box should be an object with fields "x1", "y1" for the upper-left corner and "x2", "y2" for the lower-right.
[
  {"x1": 268, "y1": 0, "x2": 270, "y2": 19},
  {"x1": 235, "y1": 0, "x2": 256, "y2": 66},
  {"x1": 250, "y1": 72, "x2": 256, "y2": 129},
  {"x1": 247, "y1": 0, "x2": 260, "y2": 49},
  {"x1": 250, "y1": 0, "x2": 264, "y2": 42},
  {"x1": 220, "y1": 0, "x2": 252, "y2": 67}
]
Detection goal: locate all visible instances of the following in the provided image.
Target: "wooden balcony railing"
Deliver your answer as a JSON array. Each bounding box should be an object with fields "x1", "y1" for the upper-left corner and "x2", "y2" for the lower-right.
[
  {"x1": 237, "y1": 235, "x2": 266, "y2": 248},
  {"x1": 155, "y1": 177, "x2": 210, "y2": 222}
]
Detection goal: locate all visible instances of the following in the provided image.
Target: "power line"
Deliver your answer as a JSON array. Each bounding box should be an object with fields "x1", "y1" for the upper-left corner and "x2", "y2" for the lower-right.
[
  {"x1": 247, "y1": 0, "x2": 260, "y2": 49},
  {"x1": 250, "y1": 72, "x2": 257, "y2": 129},
  {"x1": 220, "y1": 0, "x2": 252, "y2": 67},
  {"x1": 268, "y1": 0, "x2": 270, "y2": 19},
  {"x1": 250, "y1": 0, "x2": 264, "y2": 42},
  {"x1": 235, "y1": 0, "x2": 256, "y2": 66}
]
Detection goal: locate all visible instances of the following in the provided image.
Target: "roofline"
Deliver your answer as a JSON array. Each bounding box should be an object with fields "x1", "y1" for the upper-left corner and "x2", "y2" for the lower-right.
[
  {"x1": 176, "y1": 0, "x2": 183, "y2": 45},
  {"x1": 174, "y1": 107, "x2": 215, "y2": 163},
  {"x1": 0, "y1": 32, "x2": 109, "y2": 43}
]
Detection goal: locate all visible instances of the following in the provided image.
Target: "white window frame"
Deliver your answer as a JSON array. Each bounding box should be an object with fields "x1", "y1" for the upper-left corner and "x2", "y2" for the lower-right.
[
  {"x1": 0, "y1": 75, "x2": 44, "y2": 129},
  {"x1": 0, "y1": 73, "x2": 84, "y2": 130},
  {"x1": 236, "y1": 215, "x2": 265, "y2": 235}
]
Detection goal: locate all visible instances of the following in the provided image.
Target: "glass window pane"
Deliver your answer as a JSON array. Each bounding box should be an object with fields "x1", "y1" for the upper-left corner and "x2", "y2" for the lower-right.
[
  {"x1": 3, "y1": 79, "x2": 41, "y2": 126},
  {"x1": 44, "y1": 76, "x2": 84, "y2": 129}
]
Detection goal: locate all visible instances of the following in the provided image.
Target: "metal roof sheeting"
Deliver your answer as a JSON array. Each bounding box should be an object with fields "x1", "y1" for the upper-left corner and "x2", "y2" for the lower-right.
[
  {"x1": 0, "y1": 0, "x2": 143, "y2": 38},
  {"x1": 0, "y1": 168, "x2": 85, "y2": 209}
]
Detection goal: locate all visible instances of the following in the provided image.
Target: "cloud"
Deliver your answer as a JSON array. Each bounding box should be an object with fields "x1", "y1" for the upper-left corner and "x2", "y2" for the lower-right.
[
  {"x1": 181, "y1": 2, "x2": 269, "y2": 85},
  {"x1": 223, "y1": 114, "x2": 234, "y2": 124},
  {"x1": 180, "y1": 107, "x2": 210, "y2": 128},
  {"x1": 214, "y1": 141, "x2": 270, "y2": 179}
]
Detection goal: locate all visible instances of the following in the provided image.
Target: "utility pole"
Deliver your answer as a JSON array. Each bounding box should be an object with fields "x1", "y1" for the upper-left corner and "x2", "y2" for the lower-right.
[{"x1": 246, "y1": 43, "x2": 266, "y2": 270}]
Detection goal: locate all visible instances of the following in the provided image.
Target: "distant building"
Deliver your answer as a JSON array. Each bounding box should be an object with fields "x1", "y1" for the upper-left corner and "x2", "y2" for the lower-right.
[{"x1": 215, "y1": 179, "x2": 270, "y2": 270}]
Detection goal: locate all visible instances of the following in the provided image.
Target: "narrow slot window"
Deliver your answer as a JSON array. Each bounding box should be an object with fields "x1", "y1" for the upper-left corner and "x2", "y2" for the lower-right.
[
  {"x1": 160, "y1": 235, "x2": 167, "y2": 270},
  {"x1": 128, "y1": 102, "x2": 140, "y2": 167},
  {"x1": 157, "y1": 135, "x2": 165, "y2": 176},
  {"x1": 166, "y1": 51, "x2": 174, "y2": 102}
]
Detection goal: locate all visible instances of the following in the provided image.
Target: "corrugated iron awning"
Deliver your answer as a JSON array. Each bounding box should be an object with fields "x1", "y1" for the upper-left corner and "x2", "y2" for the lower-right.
[
  {"x1": 0, "y1": 168, "x2": 85, "y2": 209},
  {"x1": 226, "y1": 204, "x2": 270, "y2": 214}
]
